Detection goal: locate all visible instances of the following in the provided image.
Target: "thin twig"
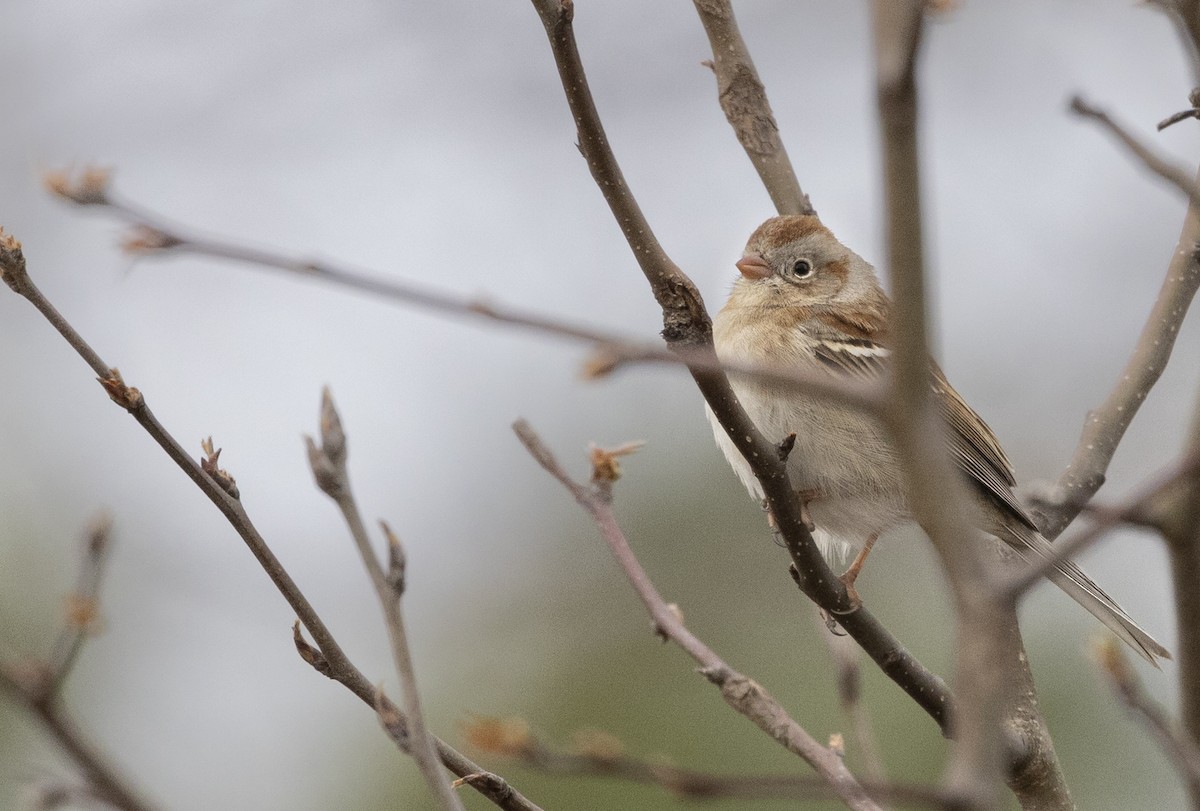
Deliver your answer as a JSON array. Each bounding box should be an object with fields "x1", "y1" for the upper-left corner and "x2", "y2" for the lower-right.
[
  {"x1": 690, "y1": 0, "x2": 813, "y2": 215},
  {"x1": 0, "y1": 663, "x2": 159, "y2": 811},
  {"x1": 1031, "y1": 128, "x2": 1200, "y2": 540},
  {"x1": 0, "y1": 229, "x2": 541, "y2": 811},
  {"x1": 1070, "y1": 96, "x2": 1200, "y2": 211},
  {"x1": 1004, "y1": 454, "x2": 1200, "y2": 598},
  {"x1": 306, "y1": 389, "x2": 466, "y2": 811},
  {"x1": 819, "y1": 622, "x2": 890, "y2": 792},
  {"x1": 464, "y1": 716, "x2": 949, "y2": 808},
  {"x1": 45, "y1": 513, "x2": 113, "y2": 696},
  {"x1": 0, "y1": 514, "x2": 156, "y2": 811},
  {"x1": 41, "y1": 169, "x2": 880, "y2": 415},
  {"x1": 1093, "y1": 636, "x2": 1200, "y2": 799},
  {"x1": 512, "y1": 420, "x2": 883, "y2": 811}
]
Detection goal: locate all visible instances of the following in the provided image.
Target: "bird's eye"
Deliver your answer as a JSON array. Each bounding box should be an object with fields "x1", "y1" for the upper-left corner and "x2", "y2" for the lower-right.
[{"x1": 791, "y1": 259, "x2": 813, "y2": 278}]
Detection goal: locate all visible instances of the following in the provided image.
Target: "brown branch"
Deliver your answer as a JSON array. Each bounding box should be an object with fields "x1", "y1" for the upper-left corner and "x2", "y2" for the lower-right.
[
  {"x1": 1156, "y1": 382, "x2": 1200, "y2": 811},
  {"x1": 525, "y1": 0, "x2": 959, "y2": 740},
  {"x1": 819, "y1": 624, "x2": 889, "y2": 791},
  {"x1": 0, "y1": 229, "x2": 541, "y2": 811},
  {"x1": 1150, "y1": 0, "x2": 1200, "y2": 86},
  {"x1": 464, "y1": 717, "x2": 949, "y2": 808},
  {"x1": 1003, "y1": 454, "x2": 1200, "y2": 598},
  {"x1": 306, "y1": 389, "x2": 466, "y2": 811},
  {"x1": 38, "y1": 172, "x2": 941, "y2": 733},
  {"x1": 690, "y1": 0, "x2": 813, "y2": 215},
  {"x1": 1093, "y1": 637, "x2": 1200, "y2": 800},
  {"x1": 0, "y1": 663, "x2": 159, "y2": 811},
  {"x1": 1030, "y1": 138, "x2": 1200, "y2": 541},
  {"x1": 0, "y1": 514, "x2": 156, "y2": 811},
  {"x1": 871, "y1": 3, "x2": 1025, "y2": 808},
  {"x1": 1070, "y1": 96, "x2": 1200, "y2": 211},
  {"x1": 512, "y1": 420, "x2": 883, "y2": 811},
  {"x1": 45, "y1": 513, "x2": 113, "y2": 696},
  {"x1": 41, "y1": 169, "x2": 880, "y2": 415}
]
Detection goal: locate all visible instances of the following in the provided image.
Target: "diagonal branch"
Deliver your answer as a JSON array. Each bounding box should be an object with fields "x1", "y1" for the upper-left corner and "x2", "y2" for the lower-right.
[
  {"x1": 0, "y1": 229, "x2": 541, "y2": 811},
  {"x1": 1031, "y1": 100, "x2": 1200, "y2": 544},
  {"x1": 0, "y1": 515, "x2": 156, "y2": 811},
  {"x1": 41, "y1": 169, "x2": 880, "y2": 414},
  {"x1": 690, "y1": 0, "x2": 813, "y2": 215},
  {"x1": 45, "y1": 513, "x2": 113, "y2": 697},
  {"x1": 512, "y1": 420, "x2": 883, "y2": 811},
  {"x1": 1070, "y1": 96, "x2": 1200, "y2": 211},
  {"x1": 1093, "y1": 636, "x2": 1200, "y2": 800},
  {"x1": 0, "y1": 662, "x2": 159, "y2": 811},
  {"x1": 525, "y1": 0, "x2": 957, "y2": 740}
]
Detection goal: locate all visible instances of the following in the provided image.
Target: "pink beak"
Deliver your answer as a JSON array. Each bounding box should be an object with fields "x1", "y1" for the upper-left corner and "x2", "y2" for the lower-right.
[{"x1": 735, "y1": 252, "x2": 772, "y2": 280}]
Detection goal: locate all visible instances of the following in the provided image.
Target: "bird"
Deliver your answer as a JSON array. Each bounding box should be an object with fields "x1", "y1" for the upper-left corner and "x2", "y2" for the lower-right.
[{"x1": 705, "y1": 213, "x2": 1170, "y2": 664}]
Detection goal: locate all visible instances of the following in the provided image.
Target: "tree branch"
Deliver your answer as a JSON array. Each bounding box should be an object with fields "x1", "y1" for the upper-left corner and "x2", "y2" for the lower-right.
[
  {"x1": 305, "y1": 389, "x2": 466, "y2": 811},
  {"x1": 512, "y1": 420, "x2": 883, "y2": 811},
  {"x1": 464, "y1": 716, "x2": 949, "y2": 808},
  {"x1": 45, "y1": 513, "x2": 113, "y2": 697},
  {"x1": 525, "y1": 0, "x2": 958, "y2": 741},
  {"x1": 0, "y1": 228, "x2": 541, "y2": 811},
  {"x1": 1031, "y1": 92, "x2": 1200, "y2": 544},
  {"x1": 871, "y1": 3, "x2": 1026, "y2": 808},
  {"x1": 1070, "y1": 96, "x2": 1200, "y2": 211},
  {"x1": 1093, "y1": 636, "x2": 1200, "y2": 801},
  {"x1": 41, "y1": 169, "x2": 880, "y2": 415},
  {"x1": 0, "y1": 662, "x2": 159, "y2": 811},
  {"x1": 690, "y1": 0, "x2": 813, "y2": 215},
  {"x1": 0, "y1": 515, "x2": 156, "y2": 811}
]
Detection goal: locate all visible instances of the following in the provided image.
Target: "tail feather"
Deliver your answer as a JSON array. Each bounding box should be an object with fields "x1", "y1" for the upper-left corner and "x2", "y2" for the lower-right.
[{"x1": 1005, "y1": 525, "x2": 1171, "y2": 665}]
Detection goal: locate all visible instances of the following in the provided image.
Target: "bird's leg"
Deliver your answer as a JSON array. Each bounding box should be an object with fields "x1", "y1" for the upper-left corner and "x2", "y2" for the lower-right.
[
  {"x1": 838, "y1": 533, "x2": 878, "y2": 608},
  {"x1": 796, "y1": 488, "x2": 821, "y2": 532}
]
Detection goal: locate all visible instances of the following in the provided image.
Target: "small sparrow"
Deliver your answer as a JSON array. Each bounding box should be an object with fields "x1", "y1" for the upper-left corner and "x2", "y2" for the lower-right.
[{"x1": 707, "y1": 214, "x2": 1170, "y2": 664}]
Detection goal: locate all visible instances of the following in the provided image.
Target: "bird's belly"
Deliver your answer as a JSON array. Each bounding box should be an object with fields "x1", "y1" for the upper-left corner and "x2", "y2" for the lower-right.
[{"x1": 708, "y1": 381, "x2": 910, "y2": 548}]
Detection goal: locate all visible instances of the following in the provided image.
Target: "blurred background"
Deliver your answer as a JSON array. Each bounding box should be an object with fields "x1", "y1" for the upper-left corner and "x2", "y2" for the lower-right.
[{"x1": 1, "y1": 0, "x2": 1197, "y2": 808}]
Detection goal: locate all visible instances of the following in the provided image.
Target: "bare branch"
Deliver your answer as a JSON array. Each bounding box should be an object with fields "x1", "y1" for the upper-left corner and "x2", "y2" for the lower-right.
[
  {"x1": 306, "y1": 388, "x2": 465, "y2": 811},
  {"x1": 871, "y1": 3, "x2": 1024, "y2": 807},
  {"x1": 1157, "y1": 382, "x2": 1200, "y2": 808},
  {"x1": 1030, "y1": 163, "x2": 1200, "y2": 541},
  {"x1": 0, "y1": 229, "x2": 541, "y2": 811},
  {"x1": 1093, "y1": 636, "x2": 1200, "y2": 799},
  {"x1": 44, "y1": 513, "x2": 113, "y2": 696},
  {"x1": 523, "y1": 1, "x2": 963, "y2": 742},
  {"x1": 0, "y1": 662, "x2": 159, "y2": 811},
  {"x1": 512, "y1": 419, "x2": 883, "y2": 811},
  {"x1": 1004, "y1": 454, "x2": 1200, "y2": 598},
  {"x1": 820, "y1": 624, "x2": 889, "y2": 790},
  {"x1": 41, "y1": 169, "x2": 881, "y2": 415},
  {"x1": 1070, "y1": 96, "x2": 1200, "y2": 210},
  {"x1": 690, "y1": 0, "x2": 813, "y2": 215},
  {"x1": 0, "y1": 513, "x2": 156, "y2": 811},
  {"x1": 464, "y1": 716, "x2": 949, "y2": 808}
]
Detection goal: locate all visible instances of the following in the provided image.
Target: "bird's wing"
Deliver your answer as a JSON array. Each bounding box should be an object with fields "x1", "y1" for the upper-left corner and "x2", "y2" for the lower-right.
[{"x1": 810, "y1": 337, "x2": 1037, "y2": 529}]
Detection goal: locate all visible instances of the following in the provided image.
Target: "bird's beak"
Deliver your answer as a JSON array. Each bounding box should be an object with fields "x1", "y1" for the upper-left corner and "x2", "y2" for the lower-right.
[{"x1": 735, "y1": 252, "x2": 772, "y2": 280}]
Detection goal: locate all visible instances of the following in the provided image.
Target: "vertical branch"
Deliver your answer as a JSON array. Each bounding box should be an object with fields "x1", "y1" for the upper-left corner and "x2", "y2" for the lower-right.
[
  {"x1": 306, "y1": 390, "x2": 466, "y2": 811},
  {"x1": 690, "y1": 0, "x2": 813, "y2": 215},
  {"x1": 870, "y1": 4, "x2": 1046, "y2": 808},
  {"x1": 1158, "y1": 382, "x2": 1200, "y2": 811}
]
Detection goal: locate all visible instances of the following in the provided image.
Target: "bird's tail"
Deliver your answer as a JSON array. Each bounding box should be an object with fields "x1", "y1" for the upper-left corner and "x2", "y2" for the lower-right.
[{"x1": 1006, "y1": 525, "x2": 1170, "y2": 665}]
